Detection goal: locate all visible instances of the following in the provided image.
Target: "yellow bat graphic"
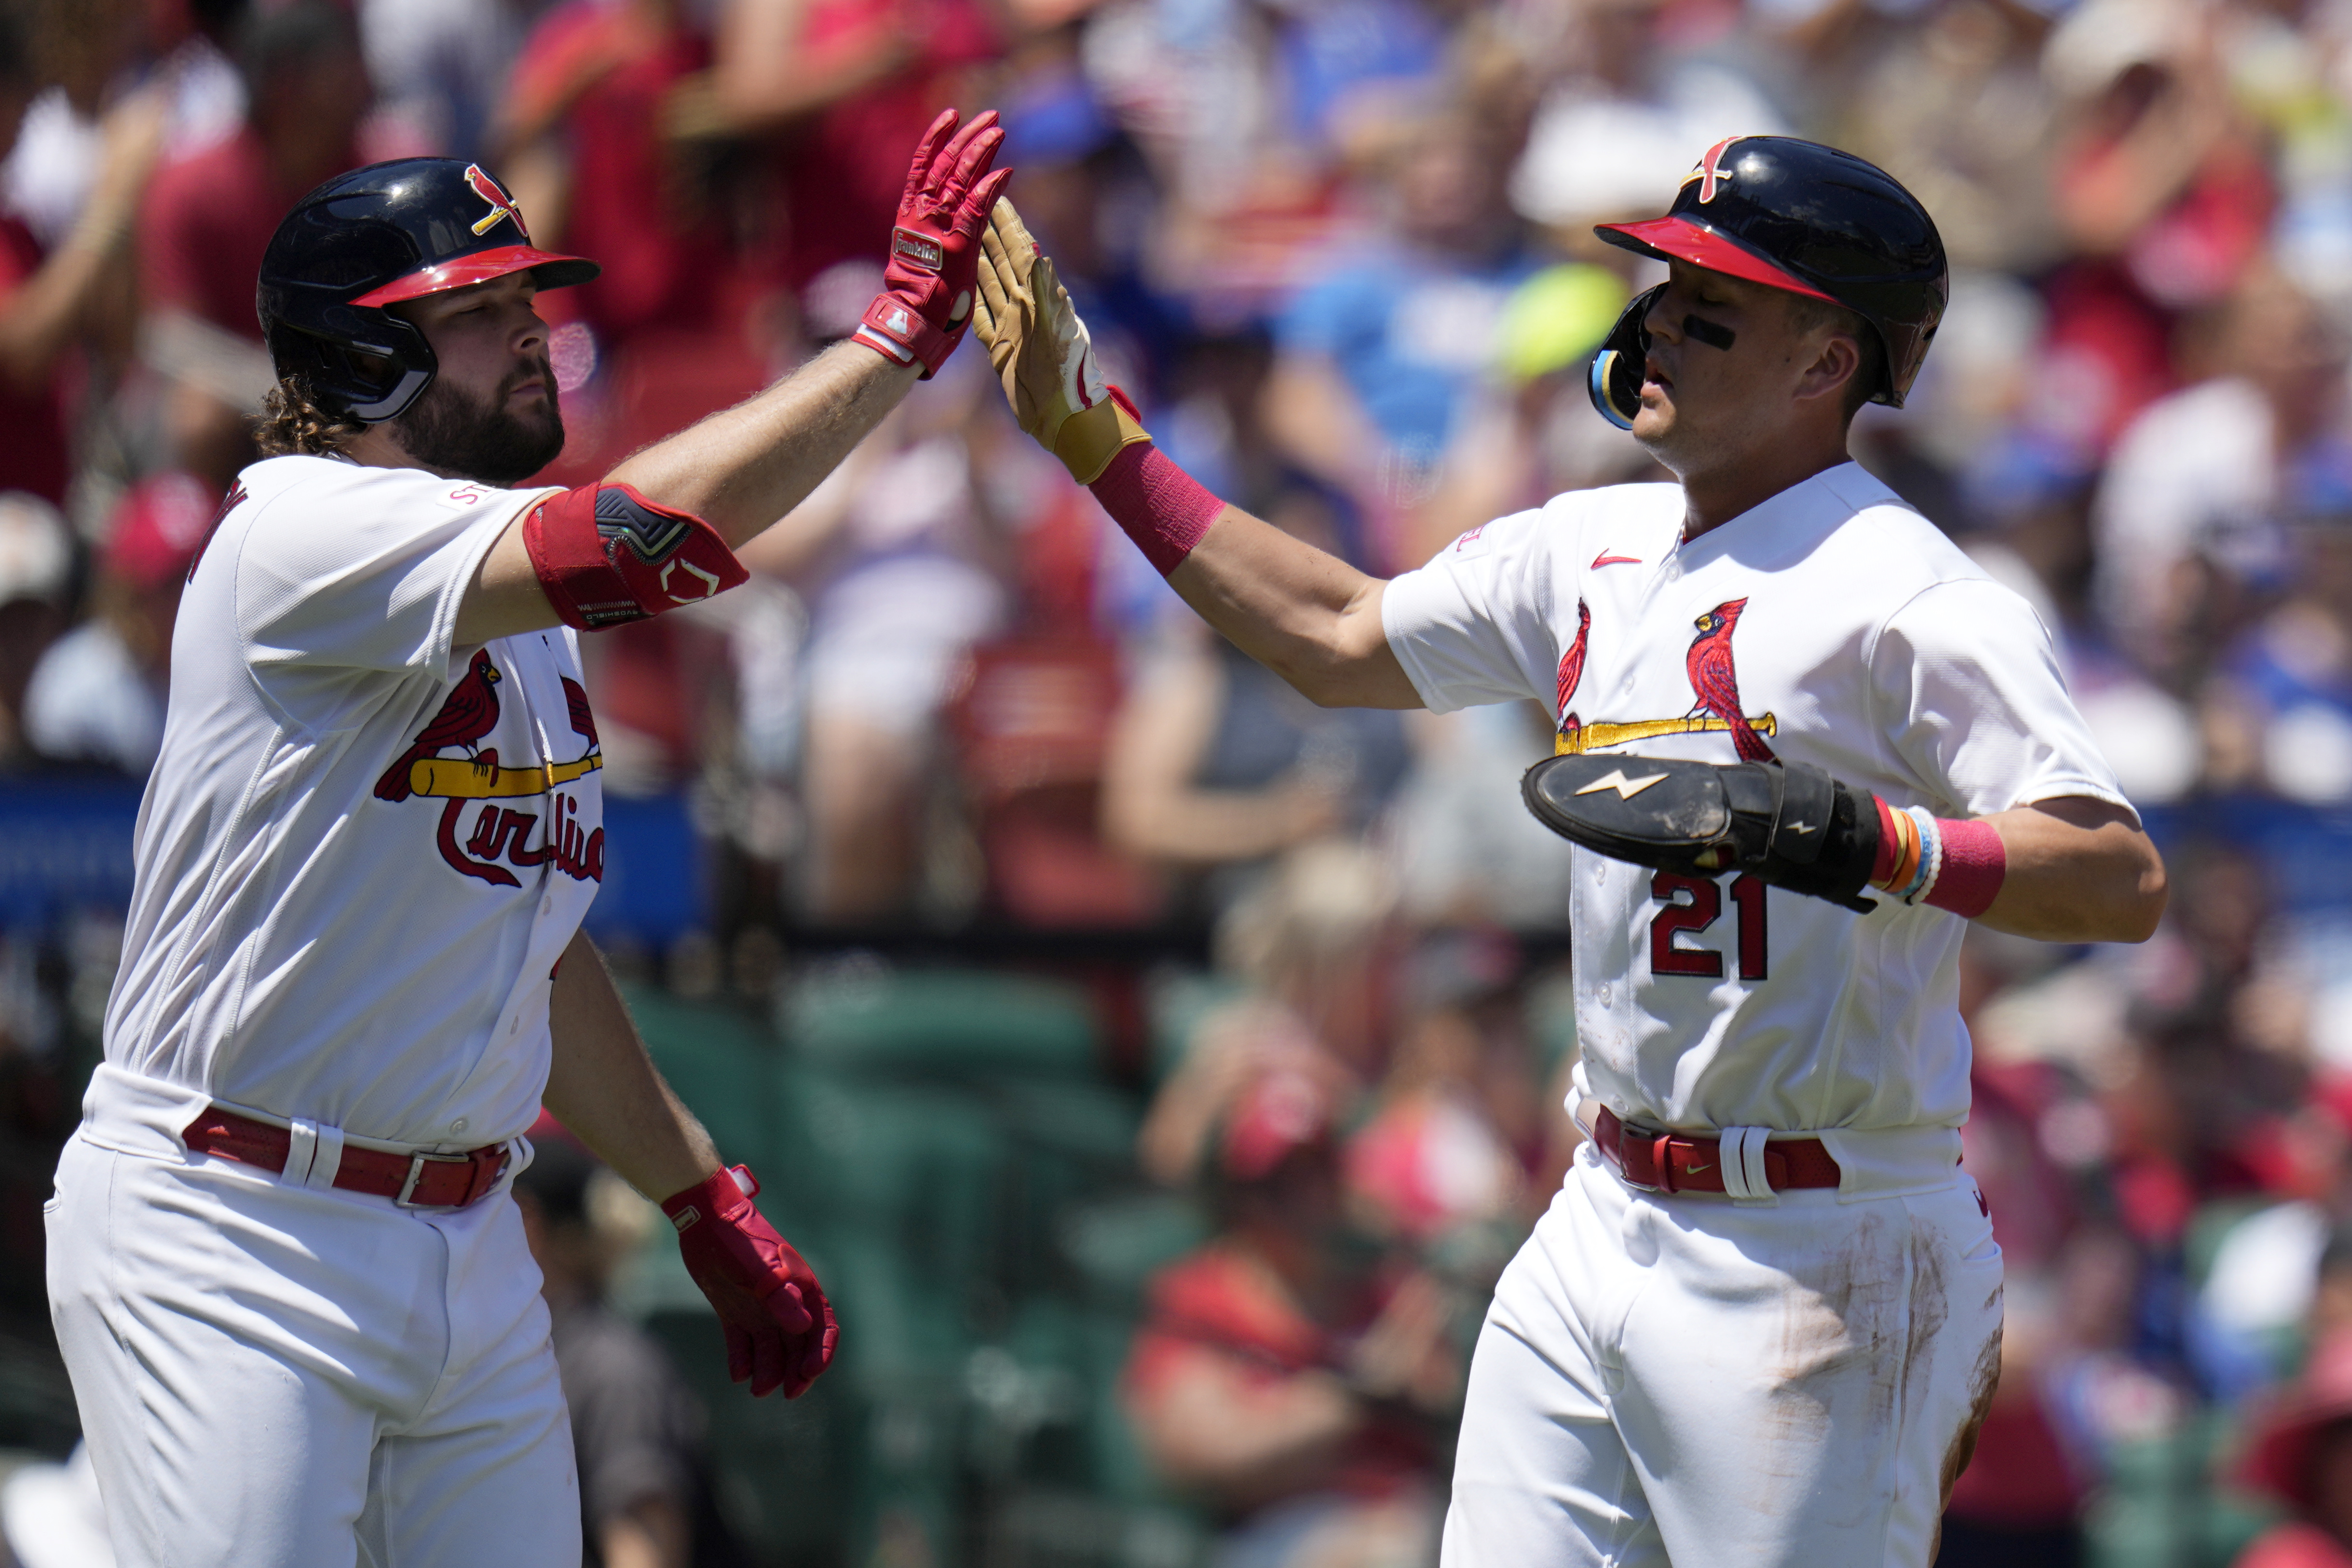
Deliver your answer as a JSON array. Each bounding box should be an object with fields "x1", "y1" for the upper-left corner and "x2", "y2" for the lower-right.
[
  {"x1": 408, "y1": 753, "x2": 604, "y2": 799},
  {"x1": 1554, "y1": 713, "x2": 1777, "y2": 757}
]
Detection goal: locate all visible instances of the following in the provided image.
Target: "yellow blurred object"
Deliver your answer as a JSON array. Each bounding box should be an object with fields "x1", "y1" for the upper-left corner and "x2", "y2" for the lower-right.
[{"x1": 1497, "y1": 264, "x2": 1631, "y2": 384}]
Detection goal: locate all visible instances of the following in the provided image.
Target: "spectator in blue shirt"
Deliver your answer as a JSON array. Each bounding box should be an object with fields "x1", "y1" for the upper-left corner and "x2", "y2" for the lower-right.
[{"x1": 1263, "y1": 103, "x2": 1536, "y2": 572}]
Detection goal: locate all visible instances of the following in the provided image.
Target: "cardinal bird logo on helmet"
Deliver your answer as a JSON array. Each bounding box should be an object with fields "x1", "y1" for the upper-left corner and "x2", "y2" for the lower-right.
[
  {"x1": 464, "y1": 164, "x2": 527, "y2": 239},
  {"x1": 1686, "y1": 137, "x2": 1741, "y2": 205}
]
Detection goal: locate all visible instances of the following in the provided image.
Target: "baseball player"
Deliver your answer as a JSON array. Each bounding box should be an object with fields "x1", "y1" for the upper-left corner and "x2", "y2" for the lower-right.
[
  {"x1": 45, "y1": 114, "x2": 1010, "y2": 1567},
  {"x1": 973, "y1": 137, "x2": 2166, "y2": 1565}
]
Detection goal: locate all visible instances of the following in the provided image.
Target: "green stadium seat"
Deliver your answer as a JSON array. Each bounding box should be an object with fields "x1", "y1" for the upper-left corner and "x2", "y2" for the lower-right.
[
  {"x1": 781, "y1": 969, "x2": 1100, "y2": 1081},
  {"x1": 619, "y1": 982, "x2": 779, "y2": 1171},
  {"x1": 1059, "y1": 1193, "x2": 1212, "y2": 1309}
]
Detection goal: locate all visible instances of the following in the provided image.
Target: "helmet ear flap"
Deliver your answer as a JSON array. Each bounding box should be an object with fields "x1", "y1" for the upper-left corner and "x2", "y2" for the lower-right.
[
  {"x1": 270, "y1": 309, "x2": 438, "y2": 423},
  {"x1": 1588, "y1": 283, "x2": 1662, "y2": 432}
]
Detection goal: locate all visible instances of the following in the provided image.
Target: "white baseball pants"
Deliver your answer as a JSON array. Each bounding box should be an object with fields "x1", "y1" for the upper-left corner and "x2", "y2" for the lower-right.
[
  {"x1": 1441, "y1": 1139, "x2": 2003, "y2": 1568},
  {"x1": 45, "y1": 1069, "x2": 581, "y2": 1568}
]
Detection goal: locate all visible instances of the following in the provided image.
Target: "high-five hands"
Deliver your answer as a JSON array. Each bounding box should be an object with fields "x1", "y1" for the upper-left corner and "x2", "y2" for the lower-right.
[
  {"x1": 972, "y1": 199, "x2": 1153, "y2": 482},
  {"x1": 852, "y1": 109, "x2": 1014, "y2": 377}
]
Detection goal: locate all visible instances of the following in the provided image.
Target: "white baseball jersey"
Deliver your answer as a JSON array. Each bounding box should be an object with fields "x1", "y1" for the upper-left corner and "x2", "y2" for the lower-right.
[
  {"x1": 1382, "y1": 462, "x2": 2130, "y2": 1140},
  {"x1": 102, "y1": 453, "x2": 604, "y2": 1149}
]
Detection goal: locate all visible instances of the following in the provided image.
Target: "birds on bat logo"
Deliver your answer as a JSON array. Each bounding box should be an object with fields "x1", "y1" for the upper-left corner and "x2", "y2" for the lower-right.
[
  {"x1": 376, "y1": 649, "x2": 502, "y2": 803},
  {"x1": 1551, "y1": 597, "x2": 1779, "y2": 759},
  {"x1": 373, "y1": 651, "x2": 607, "y2": 887},
  {"x1": 464, "y1": 164, "x2": 528, "y2": 239}
]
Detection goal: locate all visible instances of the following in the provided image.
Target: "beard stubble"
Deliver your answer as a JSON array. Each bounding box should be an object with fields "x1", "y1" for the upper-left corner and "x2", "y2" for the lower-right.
[{"x1": 392, "y1": 357, "x2": 565, "y2": 486}]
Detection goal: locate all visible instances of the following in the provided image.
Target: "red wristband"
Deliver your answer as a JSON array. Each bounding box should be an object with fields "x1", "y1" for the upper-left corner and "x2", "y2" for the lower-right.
[
  {"x1": 1088, "y1": 442, "x2": 1226, "y2": 576},
  {"x1": 1925, "y1": 817, "x2": 2005, "y2": 918}
]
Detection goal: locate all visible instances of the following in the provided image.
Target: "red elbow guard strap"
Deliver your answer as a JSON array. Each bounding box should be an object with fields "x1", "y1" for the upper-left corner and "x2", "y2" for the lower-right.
[{"x1": 523, "y1": 483, "x2": 748, "y2": 630}]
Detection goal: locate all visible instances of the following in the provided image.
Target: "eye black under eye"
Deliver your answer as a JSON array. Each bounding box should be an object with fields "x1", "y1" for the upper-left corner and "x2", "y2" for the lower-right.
[{"x1": 1682, "y1": 315, "x2": 1737, "y2": 351}]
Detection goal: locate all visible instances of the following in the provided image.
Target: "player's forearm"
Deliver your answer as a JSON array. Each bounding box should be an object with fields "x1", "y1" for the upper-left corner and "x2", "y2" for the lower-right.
[
  {"x1": 972, "y1": 205, "x2": 1418, "y2": 709},
  {"x1": 1161, "y1": 511, "x2": 1420, "y2": 709},
  {"x1": 1138, "y1": 1366, "x2": 1364, "y2": 1498},
  {"x1": 543, "y1": 930, "x2": 723, "y2": 1197},
  {"x1": 1103, "y1": 770, "x2": 1332, "y2": 861},
  {"x1": 0, "y1": 233, "x2": 126, "y2": 391},
  {"x1": 1972, "y1": 797, "x2": 2167, "y2": 943},
  {"x1": 604, "y1": 341, "x2": 920, "y2": 547},
  {"x1": 1260, "y1": 356, "x2": 1385, "y2": 505},
  {"x1": 599, "y1": 1496, "x2": 690, "y2": 1568}
]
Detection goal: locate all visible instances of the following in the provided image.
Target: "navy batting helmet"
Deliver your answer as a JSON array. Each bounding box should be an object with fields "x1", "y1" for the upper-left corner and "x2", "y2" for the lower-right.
[
  {"x1": 1586, "y1": 136, "x2": 1946, "y2": 431},
  {"x1": 256, "y1": 158, "x2": 598, "y2": 422}
]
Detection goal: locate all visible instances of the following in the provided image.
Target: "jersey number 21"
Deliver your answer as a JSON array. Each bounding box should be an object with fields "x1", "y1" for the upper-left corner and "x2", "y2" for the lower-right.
[{"x1": 1650, "y1": 872, "x2": 1767, "y2": 981}]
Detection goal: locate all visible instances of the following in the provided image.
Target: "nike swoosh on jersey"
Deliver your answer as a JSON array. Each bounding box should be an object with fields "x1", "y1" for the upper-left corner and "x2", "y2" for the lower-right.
[
  {"x1": 1591, "y1": 551, "x2": 1643, "y2": 568},
  {"x1": 1575, "y1": 767, "x2": 1669, "y2": 799},
  {"x1": 1684, "y1": 1161, "x2": 1712, "y2": 1174}
]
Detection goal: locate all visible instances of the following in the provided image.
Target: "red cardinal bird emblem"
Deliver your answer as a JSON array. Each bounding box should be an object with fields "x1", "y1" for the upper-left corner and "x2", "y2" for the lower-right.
[
  {"x1": 376, "y1": 650, "x2": 503, "y2": 801},
  {"x1": 1555, "y1": 599, "x2": 1591, "y2": 740},
  {"x1": 1689, "y1": 137, "x2": 1740, "y2": 205},
  {"x1": 464, "y1": 164, "x2": 526, "y2": 238},
  {"x1": 1685, "y1": 598, "x2": 1774, "y2": 762}
]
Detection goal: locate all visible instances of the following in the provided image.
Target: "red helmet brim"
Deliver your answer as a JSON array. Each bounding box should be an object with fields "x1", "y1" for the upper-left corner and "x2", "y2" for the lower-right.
[
  {"x1": 351, "y1": 244, "x2": 600, "y2": 307},
  {"x1": 1595, "y1": 216, "x2": 1838, "y2": 304}
]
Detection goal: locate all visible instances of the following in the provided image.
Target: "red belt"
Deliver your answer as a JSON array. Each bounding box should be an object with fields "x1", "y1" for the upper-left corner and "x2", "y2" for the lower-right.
[
  {"x1": 182, "y1": 1106, "x2": 511, "y2": 1209},
  {"x1": 1591, "y1": 1106, "x2": 1842, "y2": 1195}
]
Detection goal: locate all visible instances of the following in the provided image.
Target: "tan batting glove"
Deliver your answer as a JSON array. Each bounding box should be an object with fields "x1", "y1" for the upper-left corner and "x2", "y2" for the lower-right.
[{"x1": 973, "y1": 198, "x2": 1152, "y2": 484}]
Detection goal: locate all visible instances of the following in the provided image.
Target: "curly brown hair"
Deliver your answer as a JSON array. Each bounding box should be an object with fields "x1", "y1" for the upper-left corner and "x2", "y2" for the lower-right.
[{"x1": 253, "y1": 377, "x2": 367, "y2": 459}]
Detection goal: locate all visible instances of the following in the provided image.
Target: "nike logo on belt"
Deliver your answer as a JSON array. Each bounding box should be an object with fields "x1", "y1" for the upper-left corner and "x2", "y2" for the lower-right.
[{"x1": 1592, "y1": 551, "x2": 1643, "y2": 568}]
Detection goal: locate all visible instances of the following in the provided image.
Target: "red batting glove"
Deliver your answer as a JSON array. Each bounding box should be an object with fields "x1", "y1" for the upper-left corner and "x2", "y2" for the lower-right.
[
  {"x1": 852, "y1": 108, "x2": 1013, "y2": 377},
  {"x1": 661, "y1": 1166, "x2": 839, "y2": 1398}
]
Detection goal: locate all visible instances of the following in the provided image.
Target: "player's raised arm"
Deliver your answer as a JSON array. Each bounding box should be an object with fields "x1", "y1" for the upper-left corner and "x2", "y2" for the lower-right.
[
  {"x1": 447, "y1": 109, "x2": 1011, "y2": 645},
  {"x1": 973, "y1": 202, "x2": 1420, "y2": 710}
]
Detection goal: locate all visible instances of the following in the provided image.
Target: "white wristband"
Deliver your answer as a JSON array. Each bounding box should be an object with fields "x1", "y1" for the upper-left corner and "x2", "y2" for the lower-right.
[{"x1": 1896, "y1": 806, "x2": 1941, "y2": 904}]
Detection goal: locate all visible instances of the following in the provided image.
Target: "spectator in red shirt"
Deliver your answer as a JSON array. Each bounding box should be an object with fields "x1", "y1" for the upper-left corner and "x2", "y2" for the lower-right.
[
  {"x1": 137, "y1": 1, "x2": 368, "y2": 492},
  {"x1": 0, "y1": 12, "x2": 165, "y2": 506},
  {"x1": 2235, "y1": 1332, "x2": 2352, "y2": 1568},
  {"x1": 2036, "y1": 2, "x2": 2273, "y2": 455},
  {"x1": 493, "y1": 0, "x2": 740, "y2": 352},
  {"x1": 24, "y1": 471, "x2": 214, "y2": 775},
  {"x1": 1125, "y1": 1064, "x2": 1459, "y2": 1568},
  {"x1": 709, "y1": 0, "x2": 1001, "y2": 290}
]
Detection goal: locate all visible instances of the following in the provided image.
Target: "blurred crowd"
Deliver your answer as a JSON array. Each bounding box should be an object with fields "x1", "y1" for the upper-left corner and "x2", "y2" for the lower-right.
[{"x1": 10, "y1": 0, "x2": 2352, "y2": 1562}]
